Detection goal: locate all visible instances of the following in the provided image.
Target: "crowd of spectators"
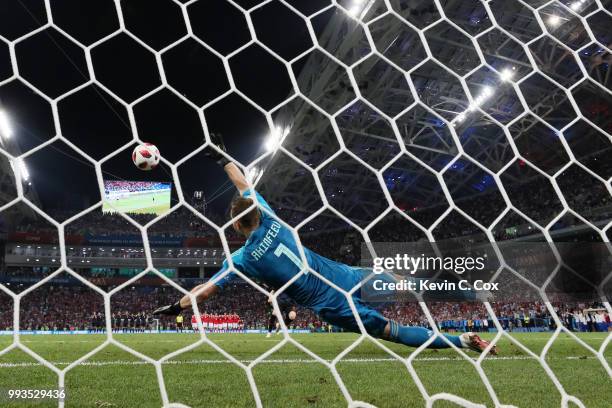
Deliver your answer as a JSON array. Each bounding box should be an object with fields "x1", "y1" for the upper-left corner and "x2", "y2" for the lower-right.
[
  {"x1": 1, "y1": 282, "x2": 608, "y2": 333},
  {"x1": 380, "y1": 301, "x2": 610, "y2": 333},
  {"x1": 4, "y1": 164, "x2": 610, "y2": 245},
  {"x1": 9, "y1": 207, "x2": 243, "y2": 244},
  {"x1": 104, "y1": 181, "x2": 169, "y2": 193},
  {"x1": 65, "y1": 210, "x2": 220, "y2": 240},
  {"x1": 5, "y1": 246, "x2": 227, "y2": 264},
  {"x1": 0, "y1": 282, "x2": 320, "y2": 332}
]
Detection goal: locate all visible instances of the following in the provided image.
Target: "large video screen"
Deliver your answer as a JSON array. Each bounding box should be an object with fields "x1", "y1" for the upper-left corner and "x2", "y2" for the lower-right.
[{"x1": 103, "y1": 181, "x2": 171, "y2": 215}]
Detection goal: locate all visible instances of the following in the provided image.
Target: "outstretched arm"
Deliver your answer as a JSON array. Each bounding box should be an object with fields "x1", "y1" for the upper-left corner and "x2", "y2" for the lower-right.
[
  {"x1": 205, "y1": 133, "x2": 250, "y2": 195},
  {"x1": 153, "y1": 264, "x2": 238, "y2": 316},
  {"x1": 180, "y1": 281, "x2": 219, "y2": 308},
  {"x1": 152, "y1": 281, "x2": 219, "y2": 316},
  {"x1": 224, "y1": 162, "x2": 249, "y2": 196}
]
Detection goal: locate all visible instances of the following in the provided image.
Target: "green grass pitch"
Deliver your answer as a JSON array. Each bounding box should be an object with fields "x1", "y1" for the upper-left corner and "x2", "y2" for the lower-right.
[
  {"x1": 0, "y1": 332, "x2": 609, "y2": 407},
  {"x1": 102, "y1": 190, "x2": 171, "y2": 215}
]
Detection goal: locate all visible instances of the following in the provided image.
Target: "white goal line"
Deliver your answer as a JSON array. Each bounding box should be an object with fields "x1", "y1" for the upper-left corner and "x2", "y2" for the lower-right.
[
  {"x1": 0, "y1": 355, "x2": 601, "y2": 368},
  {"x1": 14, "y1": 335, "x2": 609, "y2": 344}
]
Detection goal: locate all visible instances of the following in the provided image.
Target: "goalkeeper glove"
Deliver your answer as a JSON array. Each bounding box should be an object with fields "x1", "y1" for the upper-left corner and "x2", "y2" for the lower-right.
[
  {"x1": 152, "y1": 301, "x2": 182, "y2": 316},
  {"x1": 205, "y1": 133, "x2": 230, "y2": 167}
]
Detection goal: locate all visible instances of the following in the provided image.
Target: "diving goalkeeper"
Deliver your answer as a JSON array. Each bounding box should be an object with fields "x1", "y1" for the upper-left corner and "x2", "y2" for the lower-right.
[{"x1": 153, "y1": 137, "x2": 498, "y2": 355}]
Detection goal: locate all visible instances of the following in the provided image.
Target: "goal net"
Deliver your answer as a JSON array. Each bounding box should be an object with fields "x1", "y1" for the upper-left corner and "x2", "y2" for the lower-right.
[{"x1": 0, "y1": 0, "x2": 610, "y2": 407}]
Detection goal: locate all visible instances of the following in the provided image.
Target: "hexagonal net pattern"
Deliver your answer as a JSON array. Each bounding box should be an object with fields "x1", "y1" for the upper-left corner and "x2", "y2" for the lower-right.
[{"x1": 0, "y1": 0, "x2": 610, "y2": 407}]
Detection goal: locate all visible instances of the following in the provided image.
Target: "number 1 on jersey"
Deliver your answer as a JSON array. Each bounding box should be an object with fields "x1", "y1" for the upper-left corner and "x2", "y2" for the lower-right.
[{"x1": 274, "y1": 243, "x2": 304, "y2": 270}]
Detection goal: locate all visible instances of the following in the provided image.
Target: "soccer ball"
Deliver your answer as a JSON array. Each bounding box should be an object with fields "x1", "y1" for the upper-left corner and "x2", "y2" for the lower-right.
[
  {"x1": 288, "y1": 310, "x2": 297, "y2": 321},
  {"x1": 132, "y1": 143, "x2": 160, "y2": 171}
]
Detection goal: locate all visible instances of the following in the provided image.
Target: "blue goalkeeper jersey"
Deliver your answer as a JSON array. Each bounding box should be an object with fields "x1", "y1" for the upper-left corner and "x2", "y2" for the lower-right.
[{"x1": 211, "y1": 191, "x2": 364, "y2": 311}]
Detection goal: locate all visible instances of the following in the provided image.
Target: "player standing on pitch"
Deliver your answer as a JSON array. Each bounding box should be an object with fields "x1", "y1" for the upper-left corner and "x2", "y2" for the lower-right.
[
  {"x1": 153, "y1": 136, "x2": 498, "y2": 354},
  {"x1": 265, "y1": 291, "x2": 297, "y2": 338}
]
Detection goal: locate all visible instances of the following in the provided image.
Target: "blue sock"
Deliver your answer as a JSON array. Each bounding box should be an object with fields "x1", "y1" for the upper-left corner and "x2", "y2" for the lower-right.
[{"x1": 387, "y1": 320, "x2": 463, "y2": 349}]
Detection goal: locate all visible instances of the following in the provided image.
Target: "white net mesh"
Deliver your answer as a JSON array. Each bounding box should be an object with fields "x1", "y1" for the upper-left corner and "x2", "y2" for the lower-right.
[{"x1": 0, "y1": 0, "x2": 610, "y2": 407}]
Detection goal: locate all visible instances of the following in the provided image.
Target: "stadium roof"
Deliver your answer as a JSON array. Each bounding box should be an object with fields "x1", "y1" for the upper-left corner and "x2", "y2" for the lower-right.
[
  {"x1": 0, "y1": 0, "x2": 609, "y2": 234},
  {"x1": 253, "y1": 0, "x2": 612, "y2": 231}
]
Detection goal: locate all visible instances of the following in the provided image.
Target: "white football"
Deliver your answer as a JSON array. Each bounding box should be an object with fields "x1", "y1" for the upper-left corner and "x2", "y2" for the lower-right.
[
  {"x1": 288, "y1": 310, "x2": 297, "y2": 321},
  {"x1": 132, "y1": 143, "x2": 160, "y2": 171}
]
